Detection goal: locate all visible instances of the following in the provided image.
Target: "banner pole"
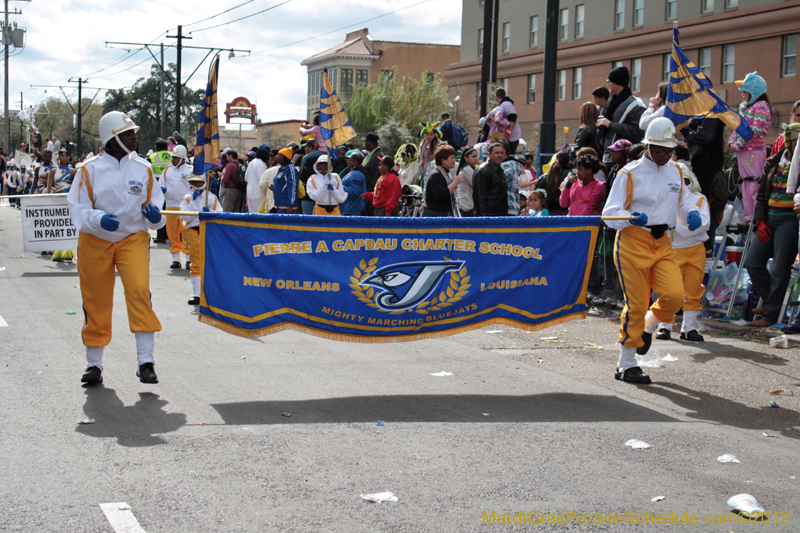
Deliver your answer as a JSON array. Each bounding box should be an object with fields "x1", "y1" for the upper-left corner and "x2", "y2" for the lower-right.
[
  {"x1": 159, "y1": 212, "x2": 636, "y2": 220},
  {"x1": 1, "y1": 193, "x2": 69, "y2": 198}
]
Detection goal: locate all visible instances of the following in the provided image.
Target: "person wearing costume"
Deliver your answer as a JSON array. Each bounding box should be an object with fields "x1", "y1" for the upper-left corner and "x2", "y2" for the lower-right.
[
  {"x1": 181, "y1": 174, "x2": 222, "y2": 305},
  {"x1": 49, "y1": 149, "x2": 79, "y2": 261},
  {"x1": 306, "y1": 154, "x2": 347, "y2": 215},
  {"x1": 67, "y1": 111, "x2": 166, "y2": 386},
  {"x1": 602, "y1": 117, "x2": 702, "y2": 385},
  {"x1": 418, "y1": 122, "x2": 441, "y2": 186},
  {"x1": 162, "y1": 145, "x2": 192, "y2": 269},
  {"x1": 655, "y1": 173, "x2": 710, "y2": 342},
  {"x1": 149, "y1": 138, "x2": 173, "y2": 244},
  {"x1": 395, "y1": 144, "x2": 420, "y2": 187}
]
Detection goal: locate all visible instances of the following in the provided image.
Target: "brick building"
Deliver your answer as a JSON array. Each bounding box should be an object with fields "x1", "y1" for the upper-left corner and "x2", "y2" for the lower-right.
[{"x1": 444, "y1": 0, "x2": 800, "y2": 148}]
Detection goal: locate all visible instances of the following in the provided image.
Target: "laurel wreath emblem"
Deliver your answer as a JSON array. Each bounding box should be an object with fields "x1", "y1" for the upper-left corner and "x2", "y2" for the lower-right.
[{"x1": 349, "y1": 256, "x2": 470, "y2": 315}]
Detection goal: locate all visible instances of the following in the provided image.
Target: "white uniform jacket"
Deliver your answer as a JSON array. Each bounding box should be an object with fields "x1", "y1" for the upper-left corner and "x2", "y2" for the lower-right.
[
  {"x1": 163, "y1": 162, "x2": 192, "y2": 207},
  {"x1": 306, "y1": 172, "x2": 347, "y2": 206},
  {"x1": 67, "y1": 151, "x2": 166, "y2": 243},
  {"x1": 180, "y1": 189, "x2": 223, "y2": 229},
  {"x1": 602, "y1": 155, "x2": 699, "y2": 232},
  {"x1": 672, "y1": 193, "x2": 711, "y2": 250}
]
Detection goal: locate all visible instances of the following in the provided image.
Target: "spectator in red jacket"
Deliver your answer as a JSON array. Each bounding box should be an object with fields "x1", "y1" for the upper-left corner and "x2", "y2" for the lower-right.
[
  {"x1": 363, "y1": 156, "x2": 401, "y2": 216},
  {"x1": 221, "y1": 150, "x2": 242, "y2": 212}
]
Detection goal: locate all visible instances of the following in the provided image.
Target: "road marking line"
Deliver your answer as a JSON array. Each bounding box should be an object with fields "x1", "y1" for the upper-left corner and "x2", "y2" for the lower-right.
[
  {"x1": 0, "y1": 315, "x2": 8, "y2": 327},
  {"x1": 99, "y1": 502, "x2": 147, "y2": 533}
]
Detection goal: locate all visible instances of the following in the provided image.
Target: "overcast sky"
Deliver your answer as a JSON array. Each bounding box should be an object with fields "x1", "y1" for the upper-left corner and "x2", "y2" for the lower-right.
[{"x1": 11, "y1": 0, "x2": 462, "y2": 129}]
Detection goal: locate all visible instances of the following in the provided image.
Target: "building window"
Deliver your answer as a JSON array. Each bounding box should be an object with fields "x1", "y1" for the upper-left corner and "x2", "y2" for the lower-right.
[
  {"x1": 633, "y1": 0, "x2": 644, "y2": 26},
  {"x1": 530, "y1": 16, "x2": 538, "y2": 47},
  {"x1": 725, "y1": 0, "x2": 737, "y2": 7},
  {"x1": 702, "y1": 0, "x2": 713, "y2": 13},
  {"x1": 478, "y1": 28, "x2": 484, "y2": 58},
  {"x1": 699, "y1": 48, "x2": 711, "y2": 79},
  {"x1": 528, "y1": 74, "x2": 536, "y2": 104},
  {"x1": 783, "y1": 35, "x2": 797, "y2": 77},
  {"x1": 575, "y1": 5, "x2": 584, "y2": 38},
  {"x1": 329, "y1": 68, "x2": 337, "y2": 92},
  {"x1": 631, "y1": 58, "x2": 642, "y2": 92},
  {"x1": 573, "y1": 67, "x2": 582, "y2": 99},
  {"x1": 356, "y1": 69, "x2": 369, "y2": 86},
  {"x1": 557, "y1": 70, "x2": 566, "y2": 101},
  {"x1": 612, "y1": 60, "x2": 623, "y2": 69},
  {"x1": 615, "y1": 0, "x2": 625, "y2": 30},
  {"x1": 665, "y1": 0, "x2": 677, "y2": 19},
  {"x1": 560, "y1": 9, "x2": 569, "y2": 41},
  {"x1": 425, "y1": 72, "x2": 435, "y2": 84},
  {"x1": 501, "y1": 78, "x2": 509, "y2": 93},
  {"x1": 502, "y1": 22, "x2": 511, "y2": 53},
  {"x1": 341, "y1": 69, "x2": 353, "y2": 94},
  {"x1": 476, "y1": 83, "x2": 481, "y2": 110},
  {"x1": 722, "y1": 45, "x2": 735, "y2": 83},
  {"x1": 663, "y1": 53, "x2": 672, "y2": 81},
  {"x1": 381, "y1": 70, "x2": 393, "y2": 82}
]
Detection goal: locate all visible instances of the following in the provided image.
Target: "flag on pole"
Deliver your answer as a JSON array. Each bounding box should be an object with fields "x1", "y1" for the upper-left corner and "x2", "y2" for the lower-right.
[
  {"x1": 319, "y1": 68, "x2": 356, "y2": 159},
  {"x1": 194, "y1": 54, "x2": 221, "y2": 175},
  {"x1": 664, "y1": 25, "x2": 753, "y2": 141}
]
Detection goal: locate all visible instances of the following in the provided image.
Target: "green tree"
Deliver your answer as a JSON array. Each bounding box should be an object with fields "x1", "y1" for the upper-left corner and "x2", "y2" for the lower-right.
[
  {"x1": 103, "y1": 62, "x2": 204, "y2": 151},
  {"x1": 26, "y1": 96, "x2": 104, "y2": 154},
  {"x1": 344, "y1": 68, "x2": 449, "y2": 144}
]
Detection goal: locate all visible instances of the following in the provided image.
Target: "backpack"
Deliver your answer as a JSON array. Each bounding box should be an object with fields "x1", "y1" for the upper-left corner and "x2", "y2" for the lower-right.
[
  {"x1": 449, "y1": 123, "x2": 469, "y2": 148},
  {"x1": 235, "y1": 162, "x2": 247, "y2": 191}
]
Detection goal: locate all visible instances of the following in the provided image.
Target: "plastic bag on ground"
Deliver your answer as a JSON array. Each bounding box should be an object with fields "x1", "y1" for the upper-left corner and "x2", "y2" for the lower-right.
[
  {"x1": 361, "y1": 492, "x2": 398, "y2": 503},
  {"x1": 717, "y1": 454, "x2": 740, "y2": 463},
  {"x1": 625, "y1": 439, "x2": 651, "y2": 449}
]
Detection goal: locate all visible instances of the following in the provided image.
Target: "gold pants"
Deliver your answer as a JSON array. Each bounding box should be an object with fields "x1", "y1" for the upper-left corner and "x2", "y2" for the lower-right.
[
  {"x1": 78, "y1": 232, "x2": 162, "y2": 347},
  {"x1": 312, "y1": 204, "x2": 341, "y2": 216},
  {"x1": 185, "y1": 228, "x2": 203, "y2": 277},
  {"x1": 164, "y1": 206, "x2": 185, "y2": 254},
  {"x1": 613, "y1": 226, "x2": 684, "y2": 348},
  {"x1": 673, "y1": 243, "x2": 706, "y2": 312}
]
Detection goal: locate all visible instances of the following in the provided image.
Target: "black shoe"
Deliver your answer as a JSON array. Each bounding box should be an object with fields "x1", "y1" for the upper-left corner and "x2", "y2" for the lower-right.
[
  {"x1": 81, "y1": 366, "x2": 103, "y2": 385},
  {"x1": 153, "y1": 238, "x2": 167, "y2": 243},
  {"x1": 170, "y1": 261, "x2": 181, "y2": 269},
  {"x1": 185, "y1": 261, "x2": 191, "y2": 270},
  {"x1": 188, "y1": 297, "x2": 200, "y2": 305},
  {"x1": 136, "y1": 363, "x2": 158, "y2": 384},
  {"x1": 614, "y1": 366, "x2": 652, "y2": 384},
  {"x1": 680, "y1": 330, "x2": 705, "y2": 342},
  {"x1": 655, "y1": 327, "x2": 671, "y2": 340},
  {"x1": 636, "y1": 331, "x2": 652, "y2": 355}
]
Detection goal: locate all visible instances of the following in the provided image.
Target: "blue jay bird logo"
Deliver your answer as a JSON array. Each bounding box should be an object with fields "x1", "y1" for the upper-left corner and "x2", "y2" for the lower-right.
[{"x1": 361, "y1": 261, "x2": 463, "y2": 310}]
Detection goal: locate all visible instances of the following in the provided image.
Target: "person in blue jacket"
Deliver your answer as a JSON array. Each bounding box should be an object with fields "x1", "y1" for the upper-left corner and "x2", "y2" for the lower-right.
[
  {"x1": 272, "y1": 147, "x2": 299, "y2": 213},
  {"x1": 340, "y1": 150, "x2": 366, "y2": 216}
]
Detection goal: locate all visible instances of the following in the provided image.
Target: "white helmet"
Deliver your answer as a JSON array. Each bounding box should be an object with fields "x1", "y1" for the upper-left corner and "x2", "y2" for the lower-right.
[
  {"x1": 98, "y1": 111, "x2": 139, "y2": 153},
  {"x1": 171, "y1": 145, "x2": 188, "y2": 161},
  {"x1": 8, "y1": 158, "x2": 15, "y2": 167},
  {"x1": 643, "y1": 117, "x2": 678, "y2": 149}
]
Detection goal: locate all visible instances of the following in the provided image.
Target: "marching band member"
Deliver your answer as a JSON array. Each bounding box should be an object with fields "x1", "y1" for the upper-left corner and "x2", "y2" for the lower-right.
[
  {"x1": 305, "y1": 154, "x2": 347, "y2": 215},
  {"x1": 654, "y1": 173, "x2": 711, "y2": 342},
  {"x1": 180, "y1": 174, "x2": 222, "y2": 305},
  {"x1": 49, "y1": 149, "x2": 79, "y2": 261},
  {"x1": 36, "y1": 150, "x2": 54, "y2": 193},
  {"x1": 602, "y1": 117, "x2": 702, "y2": 384},
  {"x1": 162, "y1": 145, "x2": 192, "y2": 269},
  {"x1": 67, "y1": 111, "x2": 166, "y2": 386}
]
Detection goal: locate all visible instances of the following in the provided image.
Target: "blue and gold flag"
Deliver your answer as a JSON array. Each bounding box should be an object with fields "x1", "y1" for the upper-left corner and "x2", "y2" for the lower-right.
[
  {"x1": 193, "y1": 54, "x2": 221, "y2": 175},
  {"x1": 664, "y1": 26, "x2": 752, "y2": 141},
  {"x1": 196, "y1": 214, "x2": 600, "y2": 342},
  {"x1": 319, "y1": 68, "x2": 356, "y2": 158}
]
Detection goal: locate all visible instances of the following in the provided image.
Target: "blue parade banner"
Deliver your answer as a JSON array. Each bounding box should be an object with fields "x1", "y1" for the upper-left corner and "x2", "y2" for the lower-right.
[{"x1": 198, "y1": 214, "x2": 600, "y2": 342}]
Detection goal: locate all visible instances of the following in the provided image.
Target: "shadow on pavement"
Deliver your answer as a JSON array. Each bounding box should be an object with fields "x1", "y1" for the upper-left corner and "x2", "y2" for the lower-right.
[
  {"x1": 211, "y1": 393, "x2": 676, "y2": 425},
  {"x1": 76, "y1": 387, "x2": 186, "y2": 447},
  {"x1": 684, "y1": 340, "x2": 789, "y2": 367},
  {"x1": 20, "y1": 271, "x2": 79, "y2": 277},
  {"x1": 647, "y1": 381, "x2": 799, "y2": 439}
]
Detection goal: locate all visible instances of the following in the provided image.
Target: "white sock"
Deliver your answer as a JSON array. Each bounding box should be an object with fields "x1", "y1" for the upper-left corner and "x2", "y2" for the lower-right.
[
  {"x1": 172, "y1": 252, "x2": 180, "y2": 262},
  {"x1": 191, "y1": 276, "x2": 201, "y2": 297},
  {"x1": 644, "y1": 309, "x2": 659, "y2": 334},
  {"x1": 659, "y1": 322, "x2": 674, "y2": 331},
  {"x1": 86, "y1": 346, "x2": 104, "y2": 370},
  {"x1": 682, "y1": 310, "x2": 698, "y2": 333},
  {"x1": 134, "y1": 332, "x2": 155, "y2": 366},
  {"x1": 617, "y1": 346, "x2": 638, "y2": 371}
]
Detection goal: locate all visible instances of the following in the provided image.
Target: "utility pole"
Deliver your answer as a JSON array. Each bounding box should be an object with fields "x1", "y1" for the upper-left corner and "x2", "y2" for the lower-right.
[
  {"x1": 160, "y1": 43, "x2": 165, "y2": 138},
  {"x1": 3, "y1": 0, "x2": 25, "y2": 154},
  {"x1": 167, "y1": 25, "x2": 191, "y2": 136},
  {"x1": 539, "y1": 0, "x2": 560, "y2": 159},
  {"x1": 479, "y1": 0, "x2": 499, "y2": 118},
  {"x1": 73, "y1": 78, "x2": 86, "y2": 156}
]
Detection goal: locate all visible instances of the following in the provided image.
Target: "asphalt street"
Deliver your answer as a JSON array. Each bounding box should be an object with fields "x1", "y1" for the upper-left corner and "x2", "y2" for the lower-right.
[{"x1": 1, "y1": 201, "x2": 799, "y2": 532}]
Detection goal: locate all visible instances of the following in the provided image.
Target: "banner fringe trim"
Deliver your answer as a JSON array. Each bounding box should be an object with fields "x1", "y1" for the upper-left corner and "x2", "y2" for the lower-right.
[{"x1": 198, "y1": 311, "x2": 586, "y2": 343}]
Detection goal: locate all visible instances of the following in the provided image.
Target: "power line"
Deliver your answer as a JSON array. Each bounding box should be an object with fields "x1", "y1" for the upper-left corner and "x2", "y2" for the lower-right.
[
  {"x1": 249, "y1": 0, "x2": 433, "y2": 56},
  {"x1": 188, "y1": 0, "x2": 292, "y2": 34},
  {"x1": 184, "y1": 0, "x2": 256, "y2": 28},
  {"x1": 90, "y1": 56, "x2": 154, "y2": 80}
]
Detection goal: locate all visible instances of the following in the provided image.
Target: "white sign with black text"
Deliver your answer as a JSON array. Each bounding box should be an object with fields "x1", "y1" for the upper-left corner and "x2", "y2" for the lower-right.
[{"x1": 20, "y1": 195, "x2": 79, "y2": 252}]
